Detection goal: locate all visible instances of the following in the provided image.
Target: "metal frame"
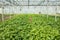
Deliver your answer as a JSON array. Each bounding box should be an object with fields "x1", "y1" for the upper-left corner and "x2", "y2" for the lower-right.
[
  {"x1": 0, "y1": 0, "x2": 60, "y2": 6},
  {"x1": 0, "y1": 0, "x2": 60, "y2": 22}
]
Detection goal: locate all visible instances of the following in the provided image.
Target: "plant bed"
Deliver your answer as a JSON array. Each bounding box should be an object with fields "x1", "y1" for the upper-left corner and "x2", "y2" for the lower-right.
[{"x1": 0, "y1": 14, "x2": 60, "y2": 40}]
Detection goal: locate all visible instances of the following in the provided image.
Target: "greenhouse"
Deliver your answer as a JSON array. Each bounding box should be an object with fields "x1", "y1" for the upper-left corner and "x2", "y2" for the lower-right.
[
  {"x1": 0, "y1": 0, "x2": 60, "y2": 14},
  {"x1": 0, "y1": 0, "x2": 60, "y2": 40}
]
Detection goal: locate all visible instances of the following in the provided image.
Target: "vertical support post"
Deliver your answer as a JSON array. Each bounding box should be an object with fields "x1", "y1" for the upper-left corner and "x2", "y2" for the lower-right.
[
  {"x1": 12, "y1": 6, "x2": 14, "y2": 16},
  {"x1": 47, "y1": 0, "x2": 48, "y2": 21},
  {"x1": 13, "y1": 5, "x2": 15, "y2": 17},
  {"x1": 55, "y1": 1, "x2": 57, "y2": 22},
  {"x1": 28, "y1": 0, "x2": 29, "y2": 8},
  {"x1": 2, "y1": 6, "x2": 4, "y2": 27},
  {"x1": 2, "y1": 13, "x2": 4, "y2": 22},
  {"x1": 2, "y1": 6, "x2": 4, "y2": 22},
  {"x1": 10, "y1": 6, "x2": 11, "y2": 19}
]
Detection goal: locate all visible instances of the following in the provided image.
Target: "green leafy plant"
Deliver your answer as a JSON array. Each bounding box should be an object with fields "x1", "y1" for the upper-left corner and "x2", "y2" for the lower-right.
[{"x1": 0, "y1": 14, "x2": 60, "y2": 40}]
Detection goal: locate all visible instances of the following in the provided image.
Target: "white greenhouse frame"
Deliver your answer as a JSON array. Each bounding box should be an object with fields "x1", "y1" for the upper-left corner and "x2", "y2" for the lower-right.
[{"x1": 0, "y1": 0, "x2": 60, "y2": 22}]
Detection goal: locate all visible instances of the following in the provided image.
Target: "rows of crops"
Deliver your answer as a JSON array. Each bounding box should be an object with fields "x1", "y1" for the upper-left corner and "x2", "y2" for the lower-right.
[{"x1": 0, "y1": 14, "x2": 60, "y2": 40}]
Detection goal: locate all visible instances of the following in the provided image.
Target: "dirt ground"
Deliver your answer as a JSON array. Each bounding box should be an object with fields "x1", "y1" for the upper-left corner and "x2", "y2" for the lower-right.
[{"x1": 0, "y1": 14, "x2": 14, "y2": 22}]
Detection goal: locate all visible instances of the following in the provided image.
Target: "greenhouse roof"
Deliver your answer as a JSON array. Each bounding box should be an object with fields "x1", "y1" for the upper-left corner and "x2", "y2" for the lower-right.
[{"x1": 0, "y1": 0, "x2": 60, "y2": 6}]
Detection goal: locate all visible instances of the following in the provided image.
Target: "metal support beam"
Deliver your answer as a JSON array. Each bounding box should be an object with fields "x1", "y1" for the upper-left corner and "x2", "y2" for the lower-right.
[
  {"x1": 47, "y1": 0, "x2": 49, "y2": 21},
  {"x1": 28, "y1": 0, "x2": 29, "y2": 8}
]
